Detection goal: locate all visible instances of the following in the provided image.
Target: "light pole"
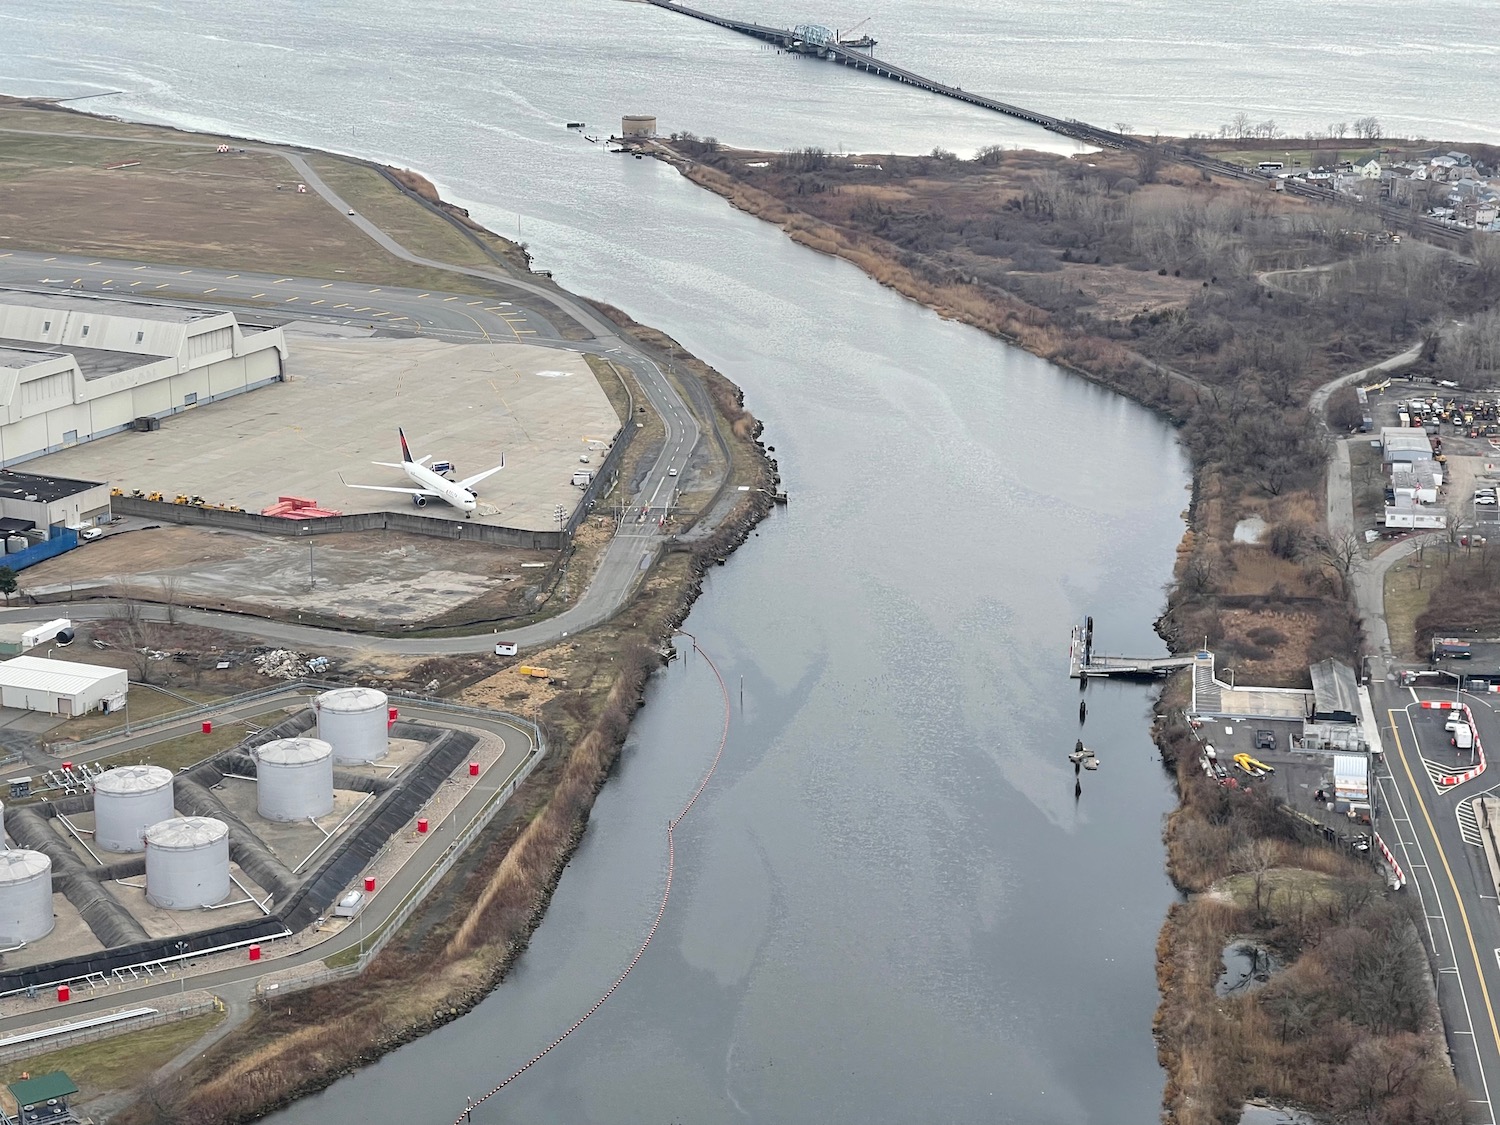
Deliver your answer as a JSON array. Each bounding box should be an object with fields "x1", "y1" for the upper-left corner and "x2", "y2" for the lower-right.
[
  {"x1": 304, "y1": 526, "x2": 313, "y2": 587},
  {"x1": 176, "y1": 941, "x2": 188, "y2": 995}
]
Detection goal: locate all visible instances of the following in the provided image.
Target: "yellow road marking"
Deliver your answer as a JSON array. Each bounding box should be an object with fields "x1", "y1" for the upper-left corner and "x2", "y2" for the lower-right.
[
  {"x1": 102, "y1": 279, "x2": 113, "y2": 285},
  {"x1": 1389, "y1": 709, "x2": 1500, "y2": 1056},
  {"x1": 129, "y1": 281, "x2": 141, "y2": 287},
  {"x1": 450, "y1": 308, "x2": 493, "y2": 342},
  {"x1": 467, "y1": 300, "x2": 482, "y2": 306}
]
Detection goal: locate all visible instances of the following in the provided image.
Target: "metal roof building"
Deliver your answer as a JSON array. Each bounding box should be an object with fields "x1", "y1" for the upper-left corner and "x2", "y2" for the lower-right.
[
  {"x1": 0, "y1": 655, "x2": 126, "y2": 717},
  {"x1": 1309, "y1": 659, "x2": 1360, "y2": 724},
  {"x1": 0, "y1": 290, "x2": 286, "y2": 468}
]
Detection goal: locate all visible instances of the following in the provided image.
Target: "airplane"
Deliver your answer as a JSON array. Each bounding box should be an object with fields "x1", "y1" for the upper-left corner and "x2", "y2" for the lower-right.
[{"x1": 342, "y1": 429, "x2": 504, "y2": 518}]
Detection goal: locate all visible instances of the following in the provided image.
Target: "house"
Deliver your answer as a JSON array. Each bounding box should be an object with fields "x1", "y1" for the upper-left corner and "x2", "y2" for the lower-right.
[{"x1": 1357, "y1": 157, "x2": 1381, "y2": 179}]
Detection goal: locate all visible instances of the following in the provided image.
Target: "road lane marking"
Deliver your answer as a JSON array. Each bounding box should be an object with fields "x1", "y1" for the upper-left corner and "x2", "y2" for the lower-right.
[
  {"x1": 320, "y1": 283, "x2": 332, "y2": 288},
  {"x1": 203, "y1": 287, "x2": 216, "y2": 294},
  {"x1": 178, "y1": 270, "x2": 192, "y2": 275},
  {"x1": 1391, "y1": 709, "x2": 1500, "y2": 1103},
  {"x1": 310, "y1": 299, "x2": 324, "y2": 305},
  {"x1": 225, "y1": 274, "x2": 239, "y2": 279},
  {"x1": 87, "y1": 261, "x2": 101, "y2": 266},
  {"x1": 442, "y1": 296, "x2": 457, "y2": 302},
  {"x1": 250, "y1": 293, "x2": 265, "y2": 299}
]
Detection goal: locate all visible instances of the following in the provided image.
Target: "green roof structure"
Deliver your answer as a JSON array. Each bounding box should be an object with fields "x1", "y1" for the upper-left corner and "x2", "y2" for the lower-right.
[{"x1": 9, "y1": 1070, "x2": 77, "y2": 1106}]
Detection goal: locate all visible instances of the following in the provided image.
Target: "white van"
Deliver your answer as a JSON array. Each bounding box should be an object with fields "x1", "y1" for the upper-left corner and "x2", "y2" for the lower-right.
[{"x1": 1452, "y1": 723, "x2": 1475, "y2": 750}]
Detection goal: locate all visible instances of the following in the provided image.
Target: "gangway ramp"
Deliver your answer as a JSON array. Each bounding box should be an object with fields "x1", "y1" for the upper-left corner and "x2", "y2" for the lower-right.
[{"x1": 1067, "y1": 619, "x2": 1195, "y2": 680}]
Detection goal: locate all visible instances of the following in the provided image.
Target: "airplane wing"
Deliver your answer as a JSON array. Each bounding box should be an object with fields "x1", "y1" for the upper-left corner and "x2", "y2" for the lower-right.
[
  {"x1": 345, "y1": 483, "x2": 441, "y2": 497},
  {"x1": 458, "y1": 458, "x2": 505, "y2": 490}
]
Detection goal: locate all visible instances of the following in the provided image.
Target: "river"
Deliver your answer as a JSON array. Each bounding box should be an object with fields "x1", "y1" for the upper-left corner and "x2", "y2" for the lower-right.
[{"x1": 3, "y1": 0, "x2": 1426, "y2": 1120}]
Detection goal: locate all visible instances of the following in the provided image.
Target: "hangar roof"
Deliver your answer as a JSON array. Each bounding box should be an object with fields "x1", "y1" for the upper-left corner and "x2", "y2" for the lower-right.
[
  {"x1": 0, "y1": 338, "x2": 165, "y2": 380},
  {"x1": 0, "y1": 655, "x2": 125, "y2": 695},
  {"x1": 0, "y1": 290, "x2": 218, "y2": 323}
]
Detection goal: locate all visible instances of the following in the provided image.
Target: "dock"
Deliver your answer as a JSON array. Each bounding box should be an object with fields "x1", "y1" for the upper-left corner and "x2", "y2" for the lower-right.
[{"x1": 1068, "y1": 618, "x2": 1195, "y2": 680}]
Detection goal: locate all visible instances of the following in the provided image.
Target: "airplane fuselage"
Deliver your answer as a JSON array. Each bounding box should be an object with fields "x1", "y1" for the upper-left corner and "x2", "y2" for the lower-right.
[{"x1": 403, "y1": 460, "x2": 477, "y2": 513}]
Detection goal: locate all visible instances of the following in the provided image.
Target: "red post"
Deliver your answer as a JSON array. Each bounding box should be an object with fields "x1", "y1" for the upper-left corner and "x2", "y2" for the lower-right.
[
  {"x1": 388, "y1": 706, "x2": 398, "y2": 722},
  {"x1": 202, "y1": 721, "x2": 212, "y2": 734},
  {"x1": 248, "y1": 944, "x2": 261, "y2": 962},
  {"x1": 469, "y1": 762, "x2": 480, "y2": 777},
  {"x1": 364, "y1": 876, "x2": 376, "y2": 893},
  {"x1": 56, "y1": 985, "x2": 69, "y2": 1003},
  {"x1": 61, "y1": 761, "x2": 72, "y2": 771},
  {"x1": 417, "y1": 818, "x2": 428, "y2": 834}
]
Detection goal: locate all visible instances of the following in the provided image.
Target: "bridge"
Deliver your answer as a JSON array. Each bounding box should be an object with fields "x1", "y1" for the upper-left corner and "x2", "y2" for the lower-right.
[
  {"x1": 641, "y1": 0, "x2": 1470, "y2": 249},
  {"x1": 1068, "y1": 618, "x2": 1196, "y2": 680}
]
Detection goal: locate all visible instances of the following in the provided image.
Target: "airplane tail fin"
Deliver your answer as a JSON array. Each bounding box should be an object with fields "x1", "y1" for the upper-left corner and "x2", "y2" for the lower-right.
[{"x1": 398, "y1": 427, "x2": 414, "y2": 463}]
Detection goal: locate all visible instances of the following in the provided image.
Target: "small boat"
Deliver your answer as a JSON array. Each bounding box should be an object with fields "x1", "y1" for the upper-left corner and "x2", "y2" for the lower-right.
[{"x1": 566, "y1": 121, "x2": 585, "y2": 129}]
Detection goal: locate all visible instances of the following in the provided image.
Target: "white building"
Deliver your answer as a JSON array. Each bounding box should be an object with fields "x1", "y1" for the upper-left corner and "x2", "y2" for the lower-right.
[
  {"x1": 0, "y1": 655, "x2": 126, "y2": 716},
  {"x1": 0, "y1": 291, "x2": 286, "y2": 467}
]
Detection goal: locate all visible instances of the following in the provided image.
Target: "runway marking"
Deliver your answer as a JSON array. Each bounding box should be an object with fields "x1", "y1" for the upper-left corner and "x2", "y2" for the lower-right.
[
  {"x1": 320, "y1": 283, "x2": 332, "y2": 289},
  {"x1": 203, "y1": 287, "x2": 216, "y2": 294},
  {"x1": 250, "y1": 293, "x2": 265, "y2": 299},
  {"x1": 178, "y1": 270, "x2": 192, "y2": 275}
]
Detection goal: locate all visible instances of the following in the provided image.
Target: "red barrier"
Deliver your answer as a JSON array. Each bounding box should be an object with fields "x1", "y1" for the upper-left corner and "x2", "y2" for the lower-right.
[
  {"x1": 417, "y1": 818, "x2": 428, "y2": 834},
  {"x1": 56, "y1": 985, "x2": 69, "y2": 1003},
  {"x1": 202, "y1": 721, "x2": 213, "y2": 734},
  {"x1": 364, "y1": 876, "x2": 376, "y2": 893}
]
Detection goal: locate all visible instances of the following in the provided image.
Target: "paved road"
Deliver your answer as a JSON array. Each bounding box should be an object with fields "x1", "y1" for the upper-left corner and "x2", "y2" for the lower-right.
[
  {"x1": 0, "y1": 698, "x2": 539, "y2": 1035},
  {"x1": 1371, "y1": 674, "x2": 1500, "y2": 1123}
]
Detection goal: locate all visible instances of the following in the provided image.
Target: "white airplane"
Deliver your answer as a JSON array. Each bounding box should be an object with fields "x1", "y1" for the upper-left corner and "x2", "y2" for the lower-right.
[{"x1": 342, "y1": 429, "x2": 504, "y2": 518}]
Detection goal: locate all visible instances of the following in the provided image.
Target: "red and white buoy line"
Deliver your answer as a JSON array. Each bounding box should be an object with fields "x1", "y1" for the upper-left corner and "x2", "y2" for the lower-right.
[{"x1": 451, "y1": 632, "x2": 732, "y2": 1125}]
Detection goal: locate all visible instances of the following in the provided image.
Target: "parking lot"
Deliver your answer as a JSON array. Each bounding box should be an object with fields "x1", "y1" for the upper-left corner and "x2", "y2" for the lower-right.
[
  {"x1": 24, "y1": 334, "x2": 621, "y2": 532},
  {"x1": 1193, "y1": 716, "x2": 1374, "y2": 841}
]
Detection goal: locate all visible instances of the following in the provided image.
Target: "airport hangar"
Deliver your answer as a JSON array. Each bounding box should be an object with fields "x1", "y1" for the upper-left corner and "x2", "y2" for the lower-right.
[
  {"x1": 1, "y1": 290, "x2": 622, "y2": 534},
  {"x1": 0, "y1": 290, "x2": 287, "y2": 464}
]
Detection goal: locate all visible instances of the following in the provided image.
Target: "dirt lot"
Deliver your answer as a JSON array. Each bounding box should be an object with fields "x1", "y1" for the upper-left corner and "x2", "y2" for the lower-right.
[{"x1": 18, "y1": 524, "x2": 552, "y2": 626}]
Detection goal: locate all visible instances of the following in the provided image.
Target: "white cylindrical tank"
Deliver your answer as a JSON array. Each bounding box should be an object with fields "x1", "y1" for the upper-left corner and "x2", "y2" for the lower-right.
[
  {"x1": 145, "y1": 817, "x2": 229, "y2": 910},
  {"x1": 0, "y1": 850, "x2": 53, "y2": 943},
  {"x1": 621, "y1": 114, "x2": 656, "y2": 137},
  {"x1": 316, "y1": 687, "x2": 389, "y2": 763},
  {"x1": 256, "y1": 737, "x2": 334, "y2": 821},
  {"x1": 94, "y1": 765, "x2": 175, "y2": 853}
]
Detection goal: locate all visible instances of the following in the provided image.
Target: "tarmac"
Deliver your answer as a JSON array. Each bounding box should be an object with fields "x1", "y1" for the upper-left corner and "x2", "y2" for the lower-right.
[{"x1": 23, "y1": 334, "x2": 621, "y2": 533}]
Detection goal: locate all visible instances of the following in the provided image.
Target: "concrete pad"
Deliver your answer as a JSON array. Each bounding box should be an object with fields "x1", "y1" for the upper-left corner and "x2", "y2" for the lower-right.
[
  {"x1": 211, "y1": 778, "x2": 369, "y2": 871},
  {"x1": 26, "y1": 337, "x2": 621, "y2": 531}
]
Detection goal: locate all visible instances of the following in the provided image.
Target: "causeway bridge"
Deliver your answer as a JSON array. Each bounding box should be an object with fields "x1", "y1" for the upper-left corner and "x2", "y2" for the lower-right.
[{"x1": 642, "y1": 0, "x2": 1469, "y2": 248}]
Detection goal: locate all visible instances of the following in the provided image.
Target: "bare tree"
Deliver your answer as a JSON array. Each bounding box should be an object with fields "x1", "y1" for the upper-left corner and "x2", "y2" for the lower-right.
[
  {"x1": 1318, "y1": 530, "x2": 1362, "y2": 591},
  {"x1": 158, "y1": 575, "x2": 182, "y2": 625},
  {"x1": 1330, "y1": 121, "x2": 1349, "y2": 140}
]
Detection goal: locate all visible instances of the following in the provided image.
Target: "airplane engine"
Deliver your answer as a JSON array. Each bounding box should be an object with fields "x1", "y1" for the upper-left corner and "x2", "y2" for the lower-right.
[{"x1": 412, "y1": 494, "x2": 428, "y2": 508}]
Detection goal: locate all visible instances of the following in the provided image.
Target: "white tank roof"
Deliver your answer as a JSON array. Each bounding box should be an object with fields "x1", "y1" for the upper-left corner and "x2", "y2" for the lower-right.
[
  {"x1": 317, "y1": 686, "x2": 388, "y2": 712},
  {"x1": 96, "y1": 764, "x2": 173, "y2": 795},
  {"x1": 0, "y1": 849, "x2": 49, "y2": 883},
  {"x1": 258, "y1": 737, "x2": 333, "y2": 765},
  {"x1": 145, "y1": 816, "x2": 228, "y2": 850}
]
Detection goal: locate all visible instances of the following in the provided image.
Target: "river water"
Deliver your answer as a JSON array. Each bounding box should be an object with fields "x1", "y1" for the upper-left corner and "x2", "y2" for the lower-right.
[{"x1": 8, "y1": 0, "x2": 1484, "y2": 1121}]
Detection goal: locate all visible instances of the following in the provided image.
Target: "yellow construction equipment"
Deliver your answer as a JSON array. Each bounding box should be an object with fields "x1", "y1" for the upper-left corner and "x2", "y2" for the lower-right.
[
  {"x1": 172, "y1": 494, "x2": 191, "y2": 505},
  {"x1": 1360, "y1": 378, "x2": 1391, "y2": 394},
  {"x1": 515, "y1": 665, "x2": 551, "y2": 678},
  {"x1": 145, "y1": 491, "x2": 163, "y2": 502},
  {"x1": 1233, "y1": 753, "x2": 1275, "y2": 777},
  {"x1": 109, "y1": 487, "x2": 124, "y2": 497}
]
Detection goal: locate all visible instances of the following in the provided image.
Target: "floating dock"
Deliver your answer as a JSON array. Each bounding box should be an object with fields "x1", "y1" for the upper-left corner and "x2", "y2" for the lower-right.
[{"x1": 1068, "y1": 617, "x2": 1196, "y2": 680}]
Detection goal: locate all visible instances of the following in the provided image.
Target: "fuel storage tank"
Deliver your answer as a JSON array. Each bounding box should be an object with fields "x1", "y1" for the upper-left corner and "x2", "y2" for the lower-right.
[
  {"x1": 315, "y1": 687, "x2": 388, "y2": 763},
  {"x1": 144, "y1": 817, "x2": 229, "y2": 910},
  {"x1": 256, "y1": 737, "x2": 334, "y2": 821},
  {"x1": 94, "y1": 764, "x2": 175, "y2": 853},
  {"x1": 0, "y1": 849, "x2": 53, "y2": 943}
]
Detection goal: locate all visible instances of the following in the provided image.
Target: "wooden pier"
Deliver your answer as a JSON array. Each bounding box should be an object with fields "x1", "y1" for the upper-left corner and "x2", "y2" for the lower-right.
[{"x1": 1068, "y1": 618, "x2": 1196, "y2": 680}]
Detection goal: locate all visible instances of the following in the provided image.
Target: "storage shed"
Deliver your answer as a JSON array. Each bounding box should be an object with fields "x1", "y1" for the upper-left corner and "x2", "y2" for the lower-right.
[
  {"x1": 1309, "y1": 659, "x2": 1360, "y2": 725},
  {"x1": 0, "y1": 655, "x2": 126, "y2": 716}
]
